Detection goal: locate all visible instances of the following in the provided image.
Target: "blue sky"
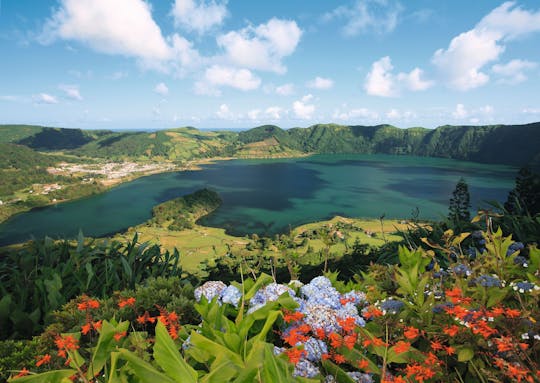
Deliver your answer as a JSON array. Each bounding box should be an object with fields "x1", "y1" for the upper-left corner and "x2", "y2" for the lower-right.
[{"x1": 1, "y1": 0, "x2": 540, "y2": 130}]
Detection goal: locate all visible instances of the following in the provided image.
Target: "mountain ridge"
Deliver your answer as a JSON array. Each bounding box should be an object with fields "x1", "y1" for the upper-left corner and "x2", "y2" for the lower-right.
[{"x1": 1, "y1": 122, "x2": 539, "y2": 168}]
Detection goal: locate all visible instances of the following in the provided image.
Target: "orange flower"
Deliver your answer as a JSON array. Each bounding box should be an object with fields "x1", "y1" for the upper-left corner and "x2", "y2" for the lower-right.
[
  {"x1": 505, "y1": 308, "x2": 521, "y2": 318},
  {"x1": 113, "y1": 331, "x2": 127, "y2": 342},
  {"x1": 518, "y1": 343, "x2": 529, "y2": 351},
  {"x1": 363, "y1": 306, "x2": 383, "y2": 319},
  {"x1": 284, "y1": 327, "x2": 309, "y2": 346},
  {"x1": 167, "y1": 311, "x2": 179, "y2": 323},
  {"x1": 393, "y1": 341, "x2": 411, "y2": 354},
  {"x1": 13, "y1": 368, "x2": 30, "y2": 379},
  {"x1": 283, "y1": 310, "x2": 304, "y2": 323},
  {"x1": 495, "y1": 337, "x2": 514, "y2": 353},
  {"x1": 77, "y1": 302, "x2": 88, "y2": 311},
  {"x1": 118, "y1": 297, "x2": 136, "y2": 308},
  {"x1": 372, "y1": 337, "x2": 386, "y2": 347},
  {"x1": 403, "y1": 326, "x2": 420, "y2": 339},
  {"x1": 137, "y1": 311, "x2": 156, "y2": 325},
  {"x1": 87, "y1": 299, "x2": 100, "y2": 309},
  {"x1": 168, "y1": 325, "x2": 179, "y2": 340},
  {"x1": 445, "y1": 346, "x2": 455, "y2": 355},
  {"x1": 81, "y1": 323, "x2": 92, "y2": 335},
  {"x1": 343, "y1": 333, "x2": 358, "y2": 350},
  {"x1": 286, "y1": 348, "x2": 305, "y2": 364},
  {"x1": 93, "y1": 320, "x2": 103, "y2": 330},
  {"x1": 358, "y1": 359, "x2": 369, "y2": 370},
  {"x1": 315, "y1": 328, "x2": 326, "y2": 339},
  {"x1": 328, "y1": 332, "x2": 343, "y2": 348},
  {"x1": 333, "y1": 353, "x2": 346, "y2": 364},
  {"x1": 36, "y1": 354, "x2": 51, "y2": 367},
  {"x1": 337, "y1": 317, "x2": 356, "y2": 333},
  {"x1": 430, "y1": 340, "x2": 443, "y2": 351},
  {"x1": 443, "y1": 325, "x2": 459, "y2": 337},
  {"x1": 490, "y1": 307, "x2": 505, "y2": 317}
]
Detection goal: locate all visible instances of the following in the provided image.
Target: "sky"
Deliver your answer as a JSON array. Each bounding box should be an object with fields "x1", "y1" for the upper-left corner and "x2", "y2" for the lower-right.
[{"x1": 1, "y1": 0, "x2": 540, "y2": 131}]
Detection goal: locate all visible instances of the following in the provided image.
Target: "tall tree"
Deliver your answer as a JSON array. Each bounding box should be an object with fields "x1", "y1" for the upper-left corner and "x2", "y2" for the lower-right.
[
  {"x1": 504, "y1": 167, "x2": 540, "y2": 216},
  {"x1": 448, "y1": 178, "x2": 471, "y2": 223}
]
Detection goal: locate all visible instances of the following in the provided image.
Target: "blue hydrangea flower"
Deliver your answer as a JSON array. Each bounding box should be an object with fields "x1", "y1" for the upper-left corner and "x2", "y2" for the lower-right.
[
  {"x1": 194, "y1": 281, "x2": 227, "y2": 302},
  {"x1": 475, "y1": 275, "x2": 503, "y2": 288},
  {"x1": 513, "y1": 256, "x2": 528, "y2": 267},
  {"x1": 347, "y1": 371, "x2": 374, "y2": 383},
  {"x1": 303, "y1": 337, "x2": 328, "y2": 362},
  {"x1": 293, "y1": 358, "x2": 320, "y2": 378},
  {"x1": 379, "y1": 298, "x2": 404, "y2": 314},
  {"x1": 220, "y1": 285, "x2": 242, "y2": 307},
  {"x1": 511, "y1": 281, "x2": 539, "y2": 293},
  {"x1": 248, "y1": 283, "x2": 295, "y2": 313},
  {"x1": 506, "y1": 242, "x2": 524, "y2": 256},
  {"x1": 451, "y1": 263, "x2": 472, "y2": 277}
]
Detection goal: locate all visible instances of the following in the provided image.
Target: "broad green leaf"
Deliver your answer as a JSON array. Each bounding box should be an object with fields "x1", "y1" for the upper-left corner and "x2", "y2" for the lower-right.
[
  {"x1": 7, "y1": 369, "x2": 76, "y2": 383},
  {"x1": 88, "y1": 320, "x2": 130, "y2": 380},
  {"x1": 154, "y1": 321, "x2": 198, "y2": 383},
  {"x1": 189, "y1": 331, "x2": 243, "y2": 367},
  {"x1": 260, "y1": 343, "x2": 294, "y2": 383},
  {"x1": 200, "y1": 361, "x2": 238, "y2": 383},
  {"x1": 321, "y1": 360, "x2": 353, "y2": 382},
  {"x1": 457, "y1": 347, "x2": 474, "y2": 362},
  {"x1": 118, "y1": 348, "x2": 175, "y2": 383},
  {"x1": 486, "y1": 287, "x2": 509, "y2": 307}
]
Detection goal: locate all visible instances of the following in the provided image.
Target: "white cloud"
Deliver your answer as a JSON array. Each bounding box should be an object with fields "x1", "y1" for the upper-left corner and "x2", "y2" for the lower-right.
[
  {"x1": 364, "y1": 57, "x2": 431, "y2": 97},
  {"x1": 33, "y1": 93, "x2": 59, "y2": 104},
  {"x1": 193, "y1": 81, "x2": 221, "y2": 96},
  {"x1": 396, "y1": 68, "x2": 433, "y2": 91},
  {"x1": 452, "y1": 104, "x2": 468, "y2": 119},
  {"x1": 41, "y1": 0, "x2": 172, "y2": 61},
  {"x1": 293, "y1": 94, "x2": 315, "y2": 119},
  {"x1": 58, "y1": 84, "x2": 83, "y2": 100},
  {"x1": 217, "y1": 18, "x2": 302, "y2": 74},
  {"x1": 492, "y1": 59, "x2": 537, "y2": 84},
  {"x1": 385, "y1": 109, "x2": 417, "y2": 120},
  {"x1": 216, "y1": 103, "x2": 233, "y2": 119},
  {"x1": 265, "y1": 106, "x2": 284, "y2": 120},
  {"x1": 306, "y1": 76, "x2": 334, "y2": 90},
  {"x1": 203, "y1": 65, "x2": 261, "y2": 91},
  {"x1": 154, "y1": 82, "x2": 169, "y2": 96},
  {"x1": 171, "y1": 0, "x2": 228, "y2": 34},
  {"x1": 522, "y1": 107, "x2": 540, "y2": 114},
  {"x1": 386, "y1": 109, "x2": 401, "y2": 119},
  {"x1": 323, "y1": 0, "x2": 402, "y2": 36},
  {"x1": 432, "y1": 2, "x2": 540, "y2": 90},
  {"x1": 275, "y1": 83, "x2": 295, "y2": 96},
  {"x1": 479, "y1": 105, "x2": 494, "y2": 115},
  {"x1": 333, "y1": 107, "x2": 379, "y2": 121},
  {"x1": 247, "y1": 109, "x2": 261, "y2": 120}
]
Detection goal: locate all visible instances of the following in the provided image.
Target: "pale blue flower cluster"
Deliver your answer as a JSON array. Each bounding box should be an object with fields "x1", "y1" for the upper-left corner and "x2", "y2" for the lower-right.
[
  {"x1": 325, "y1": 372, "x2": 373, "y2": 383},
  {"x1": 248, "y1": 283, "x2": 296, "y2": 313},
  {"x1": 293, "y1": 358, "x2": 319, "y2": 378},
  {"x1": 297, "y1": 276, "x2": 366, "y2": 332},
  {"x1": 379, "y1": 298, "x2": 404, "y2": 314},
  {"x1": 194, "y1": 281, "x2": 242, "y2": 307},
  {"x1": 474, "y1": 275, "x2": 503, "y2": 288}
]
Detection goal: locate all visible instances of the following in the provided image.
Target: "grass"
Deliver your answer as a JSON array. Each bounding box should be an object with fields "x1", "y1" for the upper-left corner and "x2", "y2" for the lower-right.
[{"x1": 117, "y1": 215, "x2": 413, "y2": 276}]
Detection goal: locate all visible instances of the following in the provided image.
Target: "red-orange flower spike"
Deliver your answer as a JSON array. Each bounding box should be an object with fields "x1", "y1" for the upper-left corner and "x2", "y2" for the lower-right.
[
  {"x1": 113, "y1": 331, "x2": 127, "y2": 342},
  {"x1": 343, "y1": 333, "x2": 358, "y2": 350},
  {"x1": 286, "y1": 348, "x2": 305, "y2": 364},
  {"x1": 337, "y1": 317, "x2": 356, "y2": 333},
  {"x1": 358, "y1": 359, "x2": 369, "y2": 370},
  {"x1": 167, "y1": 311, "x2": 179, "y2": 323},
  {"x1": 13, "y1": 368, "x2": 30, "y2": 379},
  {"x1": 93, "y1": 320, "x2": 103, "y2": 330},
  {"x1": 333, "y1": 353, "x2": 346, "y2": 364},
  {"x1": 403, "y1": 326, "x2": 420, "y2": 339},
  {"x1": 430, "y1": 340, "x2": 443, "y2": 351},
  {"x1": 328, "y1": 332, "x2": 342, "y2": 348},
  {"x1": 445, "y1": 346, "x2": 456, "y2": 355},
  {"x1": 505, "y1": 308, "x2": 521, "y2": 318},
  {"x1": 283, "y1": 310, "x2": 304, "y2": 323},
  {"x1": 36, "y1": 354, "x2": 51, "y2": 367},
  {"x1": 87, "y1": 299, "x2": 100, "y2": 309},
  {"x1": 315, "y1": 328, "x2": 326, "y2": 339},
  {"x1": 393, "y1": 341, "x2": 411, "y2": 354},
  {"x1": 118, "y1": 297, "x2": 136, "y2": 309},
  {"x1": 495, "y1": 337, "x2": 514, "y2": 352},
  {"x1": 372, "y1": 337, "x2": 386, "y2": 347},
  {"x1": 363, "y1": 306, "x2": 383, "y2": 319},
  {"x1": 443, "y1": 325, "x2": 460, "y2": 337},
  {"x1": 137, "y1": 311, "x2": 156, "y2": 325},
  {"x1": 81, "y1": 323, "x2": 92, "y2": 335}
]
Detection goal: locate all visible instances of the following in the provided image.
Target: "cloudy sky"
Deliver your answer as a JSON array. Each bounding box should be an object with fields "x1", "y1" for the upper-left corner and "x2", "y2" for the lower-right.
[{"x1": 1, "y1": 0, "x2": 540, "y2": 130}]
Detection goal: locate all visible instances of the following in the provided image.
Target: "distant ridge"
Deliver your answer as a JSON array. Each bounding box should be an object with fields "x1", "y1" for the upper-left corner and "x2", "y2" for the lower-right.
[{"x1": 1, "y1": 122, "x2": 539, "y2": 168}]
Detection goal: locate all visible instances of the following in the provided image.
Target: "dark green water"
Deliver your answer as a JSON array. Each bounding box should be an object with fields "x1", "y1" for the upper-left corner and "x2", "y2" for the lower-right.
[{"x1": 0, "y1": 154, "x2": 517, "y2": 245}]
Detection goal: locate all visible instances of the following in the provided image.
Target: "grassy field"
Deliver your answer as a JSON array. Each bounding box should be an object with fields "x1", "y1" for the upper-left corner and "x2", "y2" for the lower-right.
[{"x1": 116, "y1": 215, "x2": 414, "y2": 276}]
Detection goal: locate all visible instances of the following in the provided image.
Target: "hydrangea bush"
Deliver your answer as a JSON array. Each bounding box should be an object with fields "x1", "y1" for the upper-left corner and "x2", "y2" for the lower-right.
[{"x1": 7, "y1": 228, "x2": 540, "y2": 382}]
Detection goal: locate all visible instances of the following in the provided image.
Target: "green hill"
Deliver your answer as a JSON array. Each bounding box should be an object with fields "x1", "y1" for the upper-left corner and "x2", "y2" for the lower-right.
[{"x1": 1, "y1": 122, "x2": 539, "y2": 167}]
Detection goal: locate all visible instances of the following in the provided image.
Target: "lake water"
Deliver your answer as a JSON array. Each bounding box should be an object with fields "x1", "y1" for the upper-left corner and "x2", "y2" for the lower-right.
[{"x1": 0, "y1": 154, "x2": 517, "y2": 245}]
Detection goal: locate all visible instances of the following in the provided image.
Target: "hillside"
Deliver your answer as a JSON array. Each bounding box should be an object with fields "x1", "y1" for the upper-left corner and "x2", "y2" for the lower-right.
[{"x1": 1, "y1": 122, "x2": 539, "y2": 167}]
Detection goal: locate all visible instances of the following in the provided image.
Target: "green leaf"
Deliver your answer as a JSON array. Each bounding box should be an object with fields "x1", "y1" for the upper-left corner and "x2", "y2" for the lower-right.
[
  {"x1": 7, "y1": 369, "x2": 76, "y2": 383},
  {"x1": 88, "y1": 320, "x2": 130, "y2": 380},
  {"x1": 260, "y1": 343, "x2": 294, "y2": 383},
  {"x1": 458, "y1": 347, "x2": 474, "y2": 362},
  {"x1": 154, "y1": 321, "x2": 198, "y2": 383},
  {"x1": 118, "y1": 348, "x2": 176, "y2": 383},
  {"x1": 486, "y1": 287, "x2": 509, "y2": 307}
]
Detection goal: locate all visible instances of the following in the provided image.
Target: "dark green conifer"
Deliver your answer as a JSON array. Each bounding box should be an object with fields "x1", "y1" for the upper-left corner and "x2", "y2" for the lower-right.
[
  {"x1": 504, "y1": 167, "x2": 540, "y2": 216},
  {"x1": 448, "y1": 178, "x2": 471, "y2": 223}
]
